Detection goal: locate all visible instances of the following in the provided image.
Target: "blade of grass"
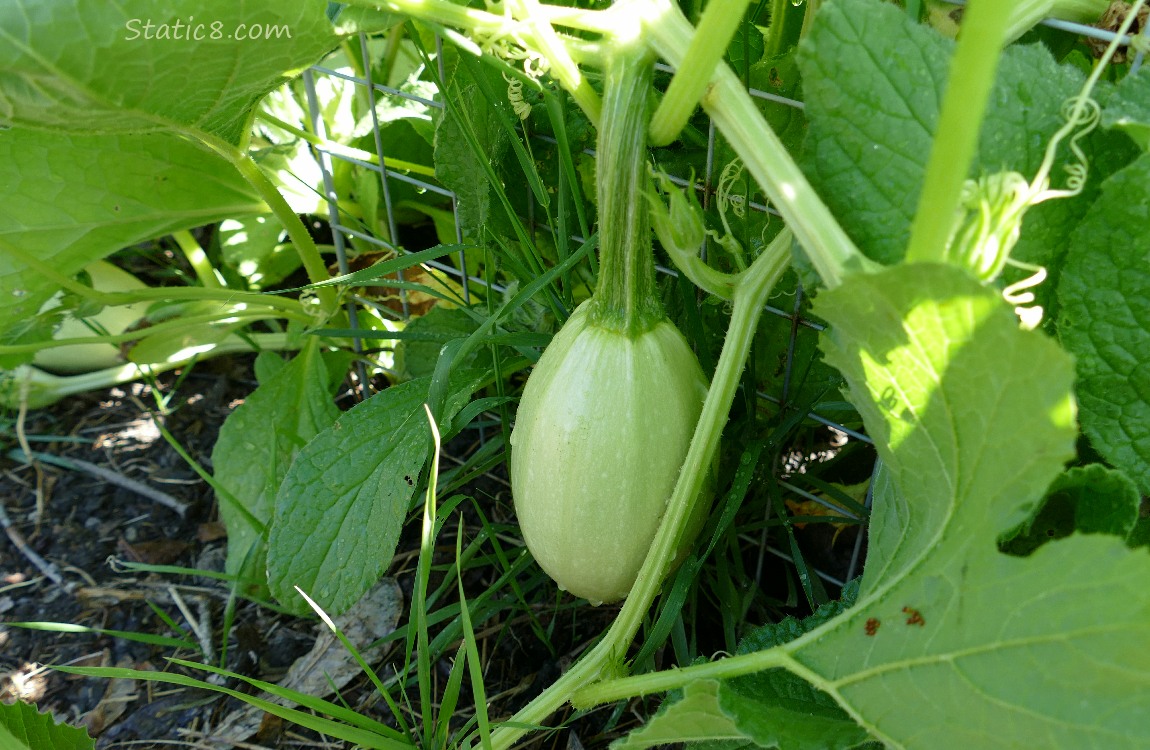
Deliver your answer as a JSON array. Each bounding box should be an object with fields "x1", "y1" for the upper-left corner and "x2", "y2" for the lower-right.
[
  {"x1": 283, "y1": 245, "x2": 475, "y2": 291},
  {"x1": 8, "y1": 621, "x2": 194, "y2": 651},
  {"x1": 436, "y1": 643, "x2": 469, "y2": 748},
  {"x1": 56, "y1": 663, "x2": 411, "y2": 749},
  {"x1": 414, "y1": 404, "x2": 444, "y2": 747},
  {"x1": 291, "y1": 587, "x2": 414, "y2": 740},
  {"x1": 144, "y1": 601, "x2": 196, "y2": 644},
  {"x1": 456, "y1": 518, "x2": 494, "y2": 750}
]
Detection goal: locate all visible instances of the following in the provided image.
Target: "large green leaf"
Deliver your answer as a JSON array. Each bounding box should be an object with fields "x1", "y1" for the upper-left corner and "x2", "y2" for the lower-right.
[
  {"x1": 0, "y1": 128, "x2": 265, "y2": 328},
  {"x1": 0, "y1": 0, "x2": 343, "y2": 344},
  {"x1": 212, "y1": 343, "x2": 340, "y2": 594},
  {"x1": 1058, "y1": 153, "x2": 1150, "y2": 494},
  {"x1": 0, "y1": 0, "x2": 340, "y2": 141},
  {"x1": 778, "y1": 264, "x2": 1150, "y2": 748},
  {"x1": 1101, "y1": 67, "x2": 1150, "y2": 149},
  {"x1": 267, "y1": 370, "x2": 484, "y2": 616},
  {"x1": 656, "y1": 265, "x2": 1149, "y2": 748},
  {"x1": 433, "y1": 48, "x2": 512, "y2": 243}
]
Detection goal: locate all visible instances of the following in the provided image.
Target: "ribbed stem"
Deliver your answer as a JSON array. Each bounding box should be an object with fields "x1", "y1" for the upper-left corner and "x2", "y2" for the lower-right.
[{"x1": 587, "y1": 42, "x2": 664, "y2": 336}]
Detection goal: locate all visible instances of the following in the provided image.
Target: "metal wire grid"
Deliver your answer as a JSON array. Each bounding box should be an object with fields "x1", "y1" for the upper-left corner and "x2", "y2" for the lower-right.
[{"x1": 300, "y1": 10, "x2": 1135, "y2": 591}]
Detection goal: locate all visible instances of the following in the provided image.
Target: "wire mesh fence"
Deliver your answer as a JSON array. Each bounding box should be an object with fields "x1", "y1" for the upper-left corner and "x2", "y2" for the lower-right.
[{"x1": 297, "y1": 6, "x2": 1138, "y2": 590}]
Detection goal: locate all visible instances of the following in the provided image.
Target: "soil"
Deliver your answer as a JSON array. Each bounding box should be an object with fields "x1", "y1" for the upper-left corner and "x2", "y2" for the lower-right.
[{"x1": 0, "y1": 357, "x2": 667, "y2": 749}]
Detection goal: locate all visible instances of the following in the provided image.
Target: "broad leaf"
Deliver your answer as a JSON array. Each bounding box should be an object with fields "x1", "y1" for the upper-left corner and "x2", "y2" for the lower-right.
[
  {"x1": 218, "y1": 215, "x2": 298, "y2": 289},
  {"x1": 1101, "y1": 67, "x2": 1150, "y2": 149},
  {"x1": 0, "y1": 0, "x2": 340, "y2": 141},
  {"x1": 999, "y1": 464, "x2": 1141, "y2": 556},
  {"x1": 396, "y1": 305, "x2": 486, "y2": 381},
  {"x1": 267, "y1": 370, "x2": 484, "y2": 615},
  {"x1": 611, "y1": 680, "x2": 748, "y2": 749},
  {"x1": 0, "y1": 700, "x2": 93, "y2": 750},
  {"x1": 1058, "y1": 153, "x2": 1150, "y2": 493},
  {"x1": 797, "y1": 0, "x2": 1130, "y2": 315},
  {"x1": 212, "y1": 340, "x2": 340, "y2": 594},
  {"x1": 763, "y1": 263, "x2": 1150, "y2": 748},
  {"x1": 0, "y1": 128, "x2": 265, "y2": 336},
  {"x1": 433, "y1": 49, "x2": 511, "y2": 242},
  {"x1": 0, "y1": 0, "x2": 342, "y2": 342},
  {"x1": 717, "y1": 583, "x2": 875, "y2": 750}
]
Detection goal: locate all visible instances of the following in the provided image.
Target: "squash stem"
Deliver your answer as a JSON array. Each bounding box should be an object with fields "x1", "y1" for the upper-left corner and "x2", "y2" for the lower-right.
[
  {"x1": 639, "y1": 0, "x2": 871, "y2": 289},
  {"x1": 648, "y1": 0, "x2": 755, "y2": 147},
  {"x1": 904, "y1": 0, "x2": 1013, "y2": 265},
  {"x1": 586, "y1": 42, "x2": 665, "y2": 336}
]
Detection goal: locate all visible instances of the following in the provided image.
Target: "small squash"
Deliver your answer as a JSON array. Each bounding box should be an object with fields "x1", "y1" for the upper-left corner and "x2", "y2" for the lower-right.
[
  {"x1": 33, "y1": 261, "x2": 149, "y2": 373},
  {"x1": 509, "y1": 302, "x2": 709, "y2": 604}
]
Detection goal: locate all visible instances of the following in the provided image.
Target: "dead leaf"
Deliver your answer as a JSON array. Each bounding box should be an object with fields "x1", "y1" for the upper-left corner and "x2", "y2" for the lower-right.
[
  {"x1": 209, "y1": 577, "x2": 404, "y2": 743},
  {"x1": 81, "y1": 656, "x2": 139, "y2": 736}
]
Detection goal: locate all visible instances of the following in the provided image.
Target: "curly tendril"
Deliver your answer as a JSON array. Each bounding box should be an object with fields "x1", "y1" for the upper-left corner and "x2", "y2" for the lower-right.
[
  {"x1": 714, "y1": 160, "x2": 751, "y2": 270},
  {"x1": 1001, "y1": 260, "x2": 1048, "y2": 331},
  {"x1": 505, "y1": 73, "x2": 532, "y2": 120},
  {"x1": 477, "y1": 0, "x2": 552, "y2": 79},
  {"x1": 1029, "y1": 96, "x2": 1100, "y2": 204}
]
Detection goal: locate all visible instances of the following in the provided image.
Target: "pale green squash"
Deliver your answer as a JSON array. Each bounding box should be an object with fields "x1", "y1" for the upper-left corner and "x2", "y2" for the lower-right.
[{"x1": 509, "y1": 301, "x2": 709, "y2": 604}]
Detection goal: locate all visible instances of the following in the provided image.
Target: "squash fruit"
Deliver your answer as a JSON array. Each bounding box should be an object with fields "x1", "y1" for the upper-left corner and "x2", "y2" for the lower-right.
[
  {"x1": 33, "y1": 261, "x2": 149, "y2": 373},
  {"x1": 509, "y1": 302, "x2": 709, "y2": 604},
  {"x1": 509, "y1": 45, "x2": 712, "y2": 604}
]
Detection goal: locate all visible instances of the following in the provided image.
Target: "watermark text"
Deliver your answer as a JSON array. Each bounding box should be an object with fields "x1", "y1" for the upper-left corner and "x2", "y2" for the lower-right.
[{"x1": 124, "y1": 18, "x2": 292, "y2": 41}]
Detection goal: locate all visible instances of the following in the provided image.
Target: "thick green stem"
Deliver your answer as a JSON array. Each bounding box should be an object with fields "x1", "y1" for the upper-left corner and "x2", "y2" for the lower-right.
[
  {"x1": 639, "y1": 0, "x2": 871, "y2": 289},
  {"x1": 172, "y1": 230, "x2": 224, "y2": 289},
  {"x1": 191, "y1": 131, "x2": 338, "y2": 314},
  {"x1": 648, "y1": 0, "x2": 755, "y2": 146},
  {"x1": 586, "y1": 43, "x2": 664, "y2": 335},
  {"x1": 574, "y1": 636, "x2": 798, "y2": 706},
  {"x1": 0, "y1": 309, "x2": 303, "y2": 358},
  {"x1": 516, "y1": 0, "x2": 603, "y2": 123},
  {"x1": 904, "y1": 0, "x2": 1013, "y2": 264},
  {"x1": 1004, "y1": 0, "x2": 1109, "y2": 42},
  {"x1": 488, "y1": 230, "x2": 792, "y2": 750}
]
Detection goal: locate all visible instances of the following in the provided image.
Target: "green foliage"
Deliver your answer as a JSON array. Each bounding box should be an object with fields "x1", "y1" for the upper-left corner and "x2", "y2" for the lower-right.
[
  {"x1": 999, "y1": 464, "x2": 1142, "y2": 555},
  {"x1": 0, "y1": 0, "x2": 339, "y2": 138},
  {"x1": 0, "y1": 129, "x2": 265, "y2": 337},
  {"x1": 266, "y1": 369, "x2": 486, "y2": 615},
  {"x1": 1101, "y1": 67, "x2": 1150, "y2": 149},
  {"x1": 0, "y1": 701, "x2": 93, "y2": 750},
  {"x1": 434, "y1": 49, "x2": 512, "y2": 243},
  {"x1": 792, "y1": 265, "x2": 1150, "y2": 748},
  {"x1": 1058, "y1": 153, "x2": 1150, "y2": 493},
  {"x1": 796, "y1": 0, "x2": 1129, "y2": 315},
  {"x1": 618, "y1": 586, "x2": 874, "y2": 749},
  {"x1": 8, "y1": 0, "x2": 1150, "y2": 746},
  {"x1": 212, "y1": 340, "x2": 341, "y2": 593},
  {"x1": 396, "y1": 306, "x2": 485, "y2": 380}
]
